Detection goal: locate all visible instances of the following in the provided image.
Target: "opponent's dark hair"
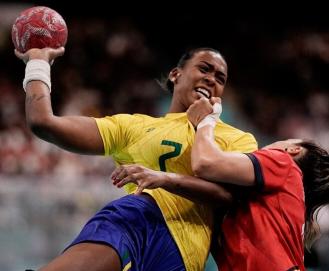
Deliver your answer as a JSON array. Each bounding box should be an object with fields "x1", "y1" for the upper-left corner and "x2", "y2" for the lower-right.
[
  {"x1": 158, "y1": 47, "x2": 224, "y2": 94},
  {"x1": 294, "y1": 141, "x2": 329, "y2": 250}
]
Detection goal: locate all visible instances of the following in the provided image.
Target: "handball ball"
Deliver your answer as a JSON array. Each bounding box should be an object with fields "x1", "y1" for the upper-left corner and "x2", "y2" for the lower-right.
[{"x1": 12, "y1": 6, "x2": 68, "y2": 53}]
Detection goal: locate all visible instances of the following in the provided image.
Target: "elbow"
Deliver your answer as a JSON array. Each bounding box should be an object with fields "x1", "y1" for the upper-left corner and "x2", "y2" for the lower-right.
[
  {"x1": 27, "y1": 115, "x2": 53, "y2": 140},
  {"x1": 192, "y1": 156, "x2": 212, "y2": 178}
]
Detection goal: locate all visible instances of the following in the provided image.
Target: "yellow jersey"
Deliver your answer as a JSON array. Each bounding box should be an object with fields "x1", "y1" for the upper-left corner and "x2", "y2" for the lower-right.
[{"x1": 95, "y1": 112, "x2": 257, "y2": 271}]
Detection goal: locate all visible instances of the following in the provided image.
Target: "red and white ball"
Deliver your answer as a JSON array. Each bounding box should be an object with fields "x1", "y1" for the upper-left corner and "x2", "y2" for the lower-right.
[{"x1": 12, "y1": 6, "x2": 68, "y2": 53}]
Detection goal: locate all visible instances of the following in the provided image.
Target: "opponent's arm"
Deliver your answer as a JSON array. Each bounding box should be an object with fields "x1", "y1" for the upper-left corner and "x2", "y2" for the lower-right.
[
  {"x1": 15, "y1": 47, "x2": 104, "y2": 154},
  {"x1": 192, "y1": 125, "x2": 255, "y2": 186},
  {"x1": 111, "y1": 165, "x2": 233, "y2": 206},
  {"x1": 188, "y1": 98, "x2": 255, "y2": 186}
]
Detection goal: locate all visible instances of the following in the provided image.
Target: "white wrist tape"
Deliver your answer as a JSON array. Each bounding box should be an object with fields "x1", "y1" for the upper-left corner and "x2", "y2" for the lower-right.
[
  {"x1": 23, "y1": 59, "x2": 51, "y2": 92},
  {"x1": 197, "y1": 103, "x2": 222, "y2": 129}
]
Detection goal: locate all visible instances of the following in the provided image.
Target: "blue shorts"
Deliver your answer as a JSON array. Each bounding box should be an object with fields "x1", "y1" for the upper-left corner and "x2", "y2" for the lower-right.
[{"x1": 66, "y1": 194, "x2": 186, "y2": 271}]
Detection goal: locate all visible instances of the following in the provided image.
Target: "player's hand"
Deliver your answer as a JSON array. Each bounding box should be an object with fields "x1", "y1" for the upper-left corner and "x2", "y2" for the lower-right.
[
  {"x1": 187, "y1": 97, "x2": 213, "y2": 127},
  {"x1": 210, "y1": 97, "x2": 221, "y2": 105},
  {"x1": 14, "y1": 47, "x2": 65, "y2": 64},
  {"x1": 111, "y1": 165, "x2": 168, "y2": 195}
]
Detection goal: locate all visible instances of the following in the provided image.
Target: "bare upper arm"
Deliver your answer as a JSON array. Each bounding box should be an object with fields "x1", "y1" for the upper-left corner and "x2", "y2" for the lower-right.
[
  {"x1": 24, "y1": 81, "x2": 105, "y2": 155},
  {"x1": 31, "y1": 115, "x2": 105, "y2": 155},
  {"x1": 195, "y1": 152, "x2": 256, "y2": 186}
]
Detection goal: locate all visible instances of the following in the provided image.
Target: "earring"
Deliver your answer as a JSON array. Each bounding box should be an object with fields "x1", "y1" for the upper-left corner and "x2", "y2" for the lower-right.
[{"x1": 172, "y1": 75, "x2": 179, "y2": 83}]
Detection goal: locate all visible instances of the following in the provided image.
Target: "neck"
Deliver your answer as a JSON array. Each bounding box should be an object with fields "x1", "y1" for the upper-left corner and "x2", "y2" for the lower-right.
[{"x1": 168, "y1": 95, "x2": 187, "y2": 113}]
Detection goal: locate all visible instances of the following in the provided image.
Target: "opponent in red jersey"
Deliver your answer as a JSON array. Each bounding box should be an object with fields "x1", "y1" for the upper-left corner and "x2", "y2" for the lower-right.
[{"x1": 187, "y1": 98, "x2": 329, "y2": 271}]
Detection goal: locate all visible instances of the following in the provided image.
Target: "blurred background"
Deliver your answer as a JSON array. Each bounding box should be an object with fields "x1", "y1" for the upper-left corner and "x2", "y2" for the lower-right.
[{"x1": 0, "y1": 1, "x2": 328, "y2": 270}]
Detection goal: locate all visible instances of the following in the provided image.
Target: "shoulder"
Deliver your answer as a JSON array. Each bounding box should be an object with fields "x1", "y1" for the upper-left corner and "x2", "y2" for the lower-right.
[
  {"x1": 252, "y1": 148, "x2": 292, "y2": 166},
  {"x1": 96, "y1": 113, "x2": 156, "y2": 123},
  {"x1": 252, "y1": 148, "x2": 302, "y2": 180},
  {"x1": 216, "y1": 120, "x2": 255, "y2": 140},
  {"x1": 215, "y1": 120, "x2": 258, "y2": 152},
  {"x1": 248, "y1": 148, "x2": 302, "y2": 191}
]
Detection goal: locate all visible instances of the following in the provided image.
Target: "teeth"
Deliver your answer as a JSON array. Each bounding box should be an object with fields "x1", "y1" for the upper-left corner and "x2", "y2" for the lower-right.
[{"x1": 196, "y1": 88, "x2": 210, "y2": 98}]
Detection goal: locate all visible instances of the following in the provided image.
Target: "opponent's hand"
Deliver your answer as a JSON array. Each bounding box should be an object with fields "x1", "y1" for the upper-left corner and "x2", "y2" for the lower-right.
[
  {"x1": 187, "y1": 97, "x2": 222, "y2": 128},
  {"x1": 197, "y1": 98, "x2": 222, "y2": 129},
  {"x1": 111, "y1": 165, "x2": 169, "y2": 195},
  {"x1": 187, "y1": 97, "x2": 213, "y2": 127},
  {"x1": 14, "y1": 47, "x2": 65, "y2": 64},
  {"x1": 210, "y1": 97, "x2": 221, "y2": 106}
]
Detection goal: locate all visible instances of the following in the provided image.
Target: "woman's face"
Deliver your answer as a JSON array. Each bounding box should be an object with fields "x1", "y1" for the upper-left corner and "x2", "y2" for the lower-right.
[{"x1": 170, "y1": 50, "x2": 227, "y2": 110}]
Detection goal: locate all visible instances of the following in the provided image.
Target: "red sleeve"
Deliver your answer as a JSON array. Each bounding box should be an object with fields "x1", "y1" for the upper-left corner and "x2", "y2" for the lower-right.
[{"x1": 246, "y1": 149, "x2": 293, "y2": 191}]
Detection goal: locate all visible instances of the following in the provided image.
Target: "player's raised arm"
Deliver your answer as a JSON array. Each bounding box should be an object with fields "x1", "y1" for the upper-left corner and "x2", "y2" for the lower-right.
[{"x1": 15, "y1": 47, "x2": 104, "y2": 155}]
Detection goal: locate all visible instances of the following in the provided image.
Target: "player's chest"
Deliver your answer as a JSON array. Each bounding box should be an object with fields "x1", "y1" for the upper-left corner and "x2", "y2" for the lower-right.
[{"x1": 127, "y1": 122, "x2": 195, "y2": 171}]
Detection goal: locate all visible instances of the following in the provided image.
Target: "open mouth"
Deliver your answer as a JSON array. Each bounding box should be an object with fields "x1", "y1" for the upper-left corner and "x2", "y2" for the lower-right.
[{"x1": 195, "y1": 87, "x2": 211, "y2": 99}]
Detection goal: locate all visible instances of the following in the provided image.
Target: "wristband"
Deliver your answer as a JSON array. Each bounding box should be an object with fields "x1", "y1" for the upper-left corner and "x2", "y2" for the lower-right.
[
  {"x1": 197, "y1": 103, "x2": 222, "y2": 129},
  {"x1": 23, "y1": 59, "x2": 51, "y2": 92}
]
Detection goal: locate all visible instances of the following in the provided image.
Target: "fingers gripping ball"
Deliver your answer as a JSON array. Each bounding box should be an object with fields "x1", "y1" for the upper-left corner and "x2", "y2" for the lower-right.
[{"x1": 12, "y1": 6, "x2": 68, "y2": 53}]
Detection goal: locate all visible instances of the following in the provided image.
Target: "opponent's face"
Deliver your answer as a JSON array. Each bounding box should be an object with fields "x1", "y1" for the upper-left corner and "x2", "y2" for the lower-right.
[
  {"x1": 170, "y1": 51, "x2": 227, "y2": 110},
  {"x1": 264, "y1": 139, "x2": 304, "y2": 157}
]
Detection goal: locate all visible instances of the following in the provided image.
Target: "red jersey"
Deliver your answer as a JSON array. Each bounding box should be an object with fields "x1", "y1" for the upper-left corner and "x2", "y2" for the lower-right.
[{"x1": 217, "y1": 149, "x2": 305, "y2": 271}]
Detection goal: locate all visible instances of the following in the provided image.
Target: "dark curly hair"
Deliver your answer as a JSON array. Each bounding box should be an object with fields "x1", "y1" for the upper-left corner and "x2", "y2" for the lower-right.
[{"x1": 294, "y1": 141, "x2": 329, "y2": 250}]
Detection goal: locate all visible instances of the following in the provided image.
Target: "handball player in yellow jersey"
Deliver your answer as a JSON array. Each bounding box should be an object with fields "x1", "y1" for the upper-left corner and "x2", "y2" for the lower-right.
[{"x1": 16, "y1": 46, "x2": 257, "y2": 271}]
